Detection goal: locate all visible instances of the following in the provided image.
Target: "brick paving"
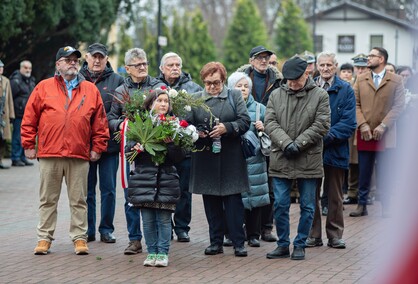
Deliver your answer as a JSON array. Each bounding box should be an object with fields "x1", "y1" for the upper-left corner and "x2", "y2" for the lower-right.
[{"x1": 0, "y1": 158, "x2": 386, "y2": 283}]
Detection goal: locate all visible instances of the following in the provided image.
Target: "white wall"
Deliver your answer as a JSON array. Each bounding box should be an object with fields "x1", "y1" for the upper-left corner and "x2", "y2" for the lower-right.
[{"x1": 312, "y1": 9, "x2": 416, "y2": 68}]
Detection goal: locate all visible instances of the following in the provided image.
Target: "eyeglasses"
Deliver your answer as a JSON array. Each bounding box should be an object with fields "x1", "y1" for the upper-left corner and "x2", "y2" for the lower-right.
[
  {"x1": 367, "y1": 54, "x2": 381, "y2": 59},
  {"x1": 269, "y1": 61, "x2": 278, "y2": 66},
  {"x1": 254, "y1": 55, "x2": 271, "y2": 61},
  {"x1": 204, "y1": 80, "x2": 222, "y2": 87},
  {"x1": 127, "y1": 62, "x2": 149, "y2": 69},
  {"x1": 58, "y1": 58, "x2": 81, "y2": 64}
]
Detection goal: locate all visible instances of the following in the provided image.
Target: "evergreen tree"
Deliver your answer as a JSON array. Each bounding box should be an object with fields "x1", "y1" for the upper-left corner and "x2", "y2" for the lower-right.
[
  {"x1": 0, "y1": 0, "x2": 123, "y2": 80},
  {"x1": 275, "y1": 0, "x2": 313, "y2": 59},
  {"x1": 223, "y1": 0, "x2": 269, "y2": 73},
  {"x1": 166, "y1": 9, "x2": 216, "y2": 86},
  {"x1": 185, "y1": 10, "x2": 217, "y2": 85},
  {"x1": 118, "y1": 21, "x2": 134, "y2": 69}
]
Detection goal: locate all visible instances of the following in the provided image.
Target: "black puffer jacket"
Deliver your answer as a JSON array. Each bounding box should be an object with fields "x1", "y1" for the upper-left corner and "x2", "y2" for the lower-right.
[
  {"x1": 126, "y1": 143, "x2": 186, "y2": 211},
  {"x1": 156, "y1": 71, "x2": 202, "y2": 94},
  {"x1": 79, "y1": 62, "x2": 124, "y2": 153},
  {"x1": 9, "y1": 71, "x2": 36, "y2": 118}
]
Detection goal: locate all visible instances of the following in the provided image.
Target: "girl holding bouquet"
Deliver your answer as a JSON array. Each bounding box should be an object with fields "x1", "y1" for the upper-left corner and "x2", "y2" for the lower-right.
[{"x1": 126, "y1": 88, "x2": 186, "y2": 267}]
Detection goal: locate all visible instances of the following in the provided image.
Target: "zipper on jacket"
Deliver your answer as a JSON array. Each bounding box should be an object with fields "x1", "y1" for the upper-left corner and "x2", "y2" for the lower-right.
[{"x1": 78, "y1": 95, "x2": 86, "y2": 110}]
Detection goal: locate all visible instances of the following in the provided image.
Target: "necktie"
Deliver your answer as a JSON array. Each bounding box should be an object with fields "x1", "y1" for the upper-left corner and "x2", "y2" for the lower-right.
[
  {"x1": 373, "y1": 75, "x2": 380, "y2": 89},
  {"x1": 323, "y1": 82, "x2": 330, "y2": 91}
]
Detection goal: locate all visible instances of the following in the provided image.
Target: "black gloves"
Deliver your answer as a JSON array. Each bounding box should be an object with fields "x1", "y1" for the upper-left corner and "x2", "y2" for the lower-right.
[{"x1": 283, "y1": 142, "x2": 300, "y2": 159}]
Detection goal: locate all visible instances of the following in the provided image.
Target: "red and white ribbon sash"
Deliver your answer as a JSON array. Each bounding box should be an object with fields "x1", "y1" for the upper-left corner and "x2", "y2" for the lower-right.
[{"x1": 119, "y1": 118, "x2": 129, "y2": 189}]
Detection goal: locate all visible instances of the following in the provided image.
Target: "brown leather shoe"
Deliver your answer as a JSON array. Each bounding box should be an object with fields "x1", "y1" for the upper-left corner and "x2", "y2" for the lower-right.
[
  {"x1": 349, "y1": 205, "x2": 368, "y2": 217},
  {"x1": 34, "y1": 240, "x2": 51, "y2": 255},
  {"x1": 74, "y1": 239, "x2": 89, "y2": 255}
]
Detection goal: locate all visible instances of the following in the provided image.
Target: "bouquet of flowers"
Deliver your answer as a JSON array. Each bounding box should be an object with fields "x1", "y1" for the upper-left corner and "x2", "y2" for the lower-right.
[{"x1": 115, "y1": 86, "x2": 209, "y2": 165}]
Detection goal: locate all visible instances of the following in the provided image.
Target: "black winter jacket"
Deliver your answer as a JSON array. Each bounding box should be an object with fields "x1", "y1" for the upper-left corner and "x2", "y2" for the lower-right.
[
  {"x1": 126, "y1": 143, "x2": 186, "y2": 211},
  {"x1": 79, "y1": 62, "x2": 124, "y2": 153},
  {"x1": 9, "y1": 71, "x2": 36, "y2": 118}
]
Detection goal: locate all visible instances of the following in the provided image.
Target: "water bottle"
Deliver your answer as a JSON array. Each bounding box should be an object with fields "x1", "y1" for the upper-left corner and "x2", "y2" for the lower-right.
[{"x1": 212, "y1": 118, "x2": 221, "y2": 154}]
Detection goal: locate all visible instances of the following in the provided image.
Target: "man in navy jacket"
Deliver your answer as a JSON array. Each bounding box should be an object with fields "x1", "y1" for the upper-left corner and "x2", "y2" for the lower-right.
[{"x1": 307, "y1": 52, "x2": 356, "y2": 249}]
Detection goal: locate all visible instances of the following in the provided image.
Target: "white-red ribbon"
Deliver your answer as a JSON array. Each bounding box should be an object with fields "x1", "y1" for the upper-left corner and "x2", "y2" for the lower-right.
[{"x1": 120, "y1": 118, "x2": 129, "y2": 189}]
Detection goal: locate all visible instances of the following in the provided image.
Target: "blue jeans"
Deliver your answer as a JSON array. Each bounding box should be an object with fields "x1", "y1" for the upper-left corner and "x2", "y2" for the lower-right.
[
  {"x1": 11, "y1": 118, "x2": 25, "y2": 162},
  {"x1": 124, "y1": 162, "x2": 142, "y2": 241},
  {"x1": 141, "y1": 208, "x2": 172, "y2": 254},
  {"x1": 87, "y1": 152, "x2": 119, "y2": 236},
  {"x1": 272, "y1": 177, "x2": 316, "y2": 248},
  {"x1": 173, "y1": 158, "x2": 192, "y2": 235}
]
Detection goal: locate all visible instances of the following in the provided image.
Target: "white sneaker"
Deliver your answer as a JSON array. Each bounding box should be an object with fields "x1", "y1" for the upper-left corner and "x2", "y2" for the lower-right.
[
  {"x1": 155, "y1": 253, "x2": 168, "y2": 267},
  {"x1": 143, "y1": 253, "x2": 157, "y2": 267}
]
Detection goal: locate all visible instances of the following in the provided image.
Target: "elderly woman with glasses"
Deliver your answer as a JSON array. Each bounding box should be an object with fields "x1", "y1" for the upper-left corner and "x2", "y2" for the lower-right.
[{"x1": 187, "y1": 62, "x2": 251, "y2": 257}]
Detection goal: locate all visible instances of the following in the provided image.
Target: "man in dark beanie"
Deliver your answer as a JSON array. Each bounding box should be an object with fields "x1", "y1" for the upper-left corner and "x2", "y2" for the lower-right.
[{"x1": 264, "y1": 56, "x2": 330, "y2": 261}]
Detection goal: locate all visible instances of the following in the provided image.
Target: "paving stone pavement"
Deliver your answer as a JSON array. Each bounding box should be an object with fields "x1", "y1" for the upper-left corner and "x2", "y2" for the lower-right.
[{"x1": 0, "y1": 158, "x2": 386, "y2": 283}]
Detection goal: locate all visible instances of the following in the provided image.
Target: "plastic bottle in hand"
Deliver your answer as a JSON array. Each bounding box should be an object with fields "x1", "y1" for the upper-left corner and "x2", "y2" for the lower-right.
[{"x1": 212, "y1": 118, "x2": 221, "y2": 154}]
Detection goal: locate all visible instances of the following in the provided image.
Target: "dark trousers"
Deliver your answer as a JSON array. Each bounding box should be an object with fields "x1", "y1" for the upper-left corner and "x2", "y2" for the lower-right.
[
  {"x1": 310, "y1": 165, "x2": 345, "y2": 240},
  {"x1": 358, "y1": 150, "x2": 392, "y2": 207},
  {"x1": 202, "y1": 194, "x2": 245, "y2": 248},
  {"x1": 244, "y1": 207, "x2": 261, "y2": 240},
  {"x1": 347, "y1": 163, "x2": 359, "y2": 198},
  {"x1": 173, "y1": 158, "x2": 192, "y2": 235},
  {"x1": 260, "y1": 177, "x2": 274, "y2": 234}
]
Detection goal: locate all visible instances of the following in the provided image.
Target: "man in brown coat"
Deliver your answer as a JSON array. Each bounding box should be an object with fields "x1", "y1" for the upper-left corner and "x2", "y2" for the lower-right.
[
  {"x1": 0, "y1": 60, "x2": 15, "y2": 169},
  {"x1": 350, "y1": 47, "x2": 404, "y2": 218}
]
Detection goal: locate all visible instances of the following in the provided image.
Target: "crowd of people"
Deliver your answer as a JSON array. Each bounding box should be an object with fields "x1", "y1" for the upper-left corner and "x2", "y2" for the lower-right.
[{"x1": 0, "y1": 42, "x2": 414, "y2": 267}]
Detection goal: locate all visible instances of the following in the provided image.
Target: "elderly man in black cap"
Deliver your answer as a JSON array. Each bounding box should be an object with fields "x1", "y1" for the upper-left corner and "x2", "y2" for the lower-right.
[
  {"x1": 79, "y1": 43, "x2": 124, "y2": 244},
  {"x1": 21, "y1": 46, "x2": 109, "y2": 255},
  {"x1": 237, "y1": 45, "x2": 282, "y2": 243},
  {"x1": 264, "y1": 56, "x2": 330, "y2": 260}
]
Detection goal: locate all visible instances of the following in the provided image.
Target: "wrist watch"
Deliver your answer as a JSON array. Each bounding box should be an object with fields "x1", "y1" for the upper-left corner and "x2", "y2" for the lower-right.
[{"x1": 380, "y1": 122, "x2": 387, "y2": 129}]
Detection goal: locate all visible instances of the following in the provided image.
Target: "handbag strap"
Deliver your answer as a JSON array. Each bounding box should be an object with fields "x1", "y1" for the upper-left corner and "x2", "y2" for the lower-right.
[{"x1": 256, "y1": 102, "x2": 260, "y2": 122}]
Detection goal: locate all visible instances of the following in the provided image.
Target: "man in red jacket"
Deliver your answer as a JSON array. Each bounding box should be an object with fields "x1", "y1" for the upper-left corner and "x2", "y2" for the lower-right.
[{"x1": 21, "y1": 46, "x2": 109, "y2": 255}]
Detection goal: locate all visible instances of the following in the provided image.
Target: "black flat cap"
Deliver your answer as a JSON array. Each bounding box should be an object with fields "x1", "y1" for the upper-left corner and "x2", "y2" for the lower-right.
[
  {"x1": 249, "y1": 46, "x2": 273, "y2": 58},
  {"x1": 282, "y1": 57, "x2": 308, "y2": 80},
  {"x1": 56, "y1": 46, "x2": 81, "y2": 61},
  {"x1": 88, "y1": 43, "x2": 108, "y2": 56}
]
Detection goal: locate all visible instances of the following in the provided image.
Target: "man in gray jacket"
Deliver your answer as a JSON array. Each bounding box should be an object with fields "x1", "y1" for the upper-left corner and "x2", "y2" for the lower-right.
[{"x1": 265, "y1": 56, "x2": 330, "y2": 260}]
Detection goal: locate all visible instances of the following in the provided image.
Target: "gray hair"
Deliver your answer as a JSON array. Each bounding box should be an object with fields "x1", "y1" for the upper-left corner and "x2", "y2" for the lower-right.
[
  {"x1": 227, "y1": 72, "x2": 253, "y2": 91},
  {"x1": 20, "y1": 60, "x2": 32, "y2": 68},
  {"x1": 159, "y1": 52, "x2": 183, "y2": 69},
  {"x1": 125, "y1": 48, "x2": 147, "y2": 65},
  {"x1": 316, "y1": 51, "x2": 337, "y2": 65}
]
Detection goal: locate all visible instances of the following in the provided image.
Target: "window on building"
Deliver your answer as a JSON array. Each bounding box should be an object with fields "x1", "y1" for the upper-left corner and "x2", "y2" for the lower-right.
[
  {"x1": 338, "y1": 35, "x2": 355, "y2": 53},
  {"x1": 314, "y1": 35, "x2": 323, "y2": 53},
  {"x1": 370, "y1": 35, "x2": 383, "y2": 49}
]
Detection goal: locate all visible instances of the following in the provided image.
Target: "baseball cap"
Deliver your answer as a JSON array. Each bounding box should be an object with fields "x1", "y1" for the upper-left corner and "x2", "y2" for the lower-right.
[
  {"x1": 87, "y1": 43, "x2": 108, "y2": 56},
  {"x1": 56, "y1": 46, "x2": 81, "y2": 61},
  {"x1": 249, "y1": 46, "x2": 273, "y2": 58},
  {"x1": 0, "y1": 60, "x2": 4, "y2": 67}
]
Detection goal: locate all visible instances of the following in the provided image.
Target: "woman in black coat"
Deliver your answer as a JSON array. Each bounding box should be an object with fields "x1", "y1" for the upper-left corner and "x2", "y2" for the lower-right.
[
  {"x1": 126, "y1": 88, "x2": 185, "y2": 267},
  {"x1": 187, "y1": 62, "x2": 251, "y2": 257}
]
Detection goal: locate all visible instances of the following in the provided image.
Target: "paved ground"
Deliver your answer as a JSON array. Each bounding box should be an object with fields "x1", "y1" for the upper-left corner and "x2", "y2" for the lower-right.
[{"x1": 0, "y1": 158, "x2": 386, "y2": 283}]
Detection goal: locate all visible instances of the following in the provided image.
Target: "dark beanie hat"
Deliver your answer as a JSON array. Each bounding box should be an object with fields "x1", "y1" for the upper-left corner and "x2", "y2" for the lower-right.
[{"x1": 282, "y1": 57, "x2": 308, "y2": 80}]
